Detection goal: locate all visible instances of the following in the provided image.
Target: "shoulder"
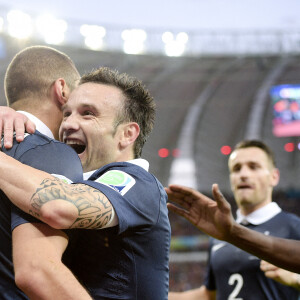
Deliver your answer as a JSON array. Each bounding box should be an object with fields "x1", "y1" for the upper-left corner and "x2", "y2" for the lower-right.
[
  {"x1": 4, "y1": 131, "x2": 83, "y2": 182},
  {"x1": 88, "y1": 161, "x2": 154, "y2": 184},
  {"x1": 270, "y1": 210, "x2": 300, "y2": 237},
  {"x1": 278, "y1": 211, "x2": 300, "y2": 225},
  {"x1": 275, "y1": 210, "x2": 300, "y2": 221},
  {"x1": 28, "y1": 131, "x2": 77, "y2": 156},
  {"x1": 3, "y1": 131, "x2": 72, "y2": 158}
]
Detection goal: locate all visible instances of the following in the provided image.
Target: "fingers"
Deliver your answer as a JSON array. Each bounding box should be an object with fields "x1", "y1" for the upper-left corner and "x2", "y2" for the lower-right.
[
  {"x1": 24, "y1": 118, "x2": 36, "y2": 134},
  {"x1": 166, "y1": 184, "x2": 214, "y2": 212},
  {"x1": 3, "y1": 115, "x2": 14, "y2": 149},
  {"x1": 212, "y1": 184, "x2": 230, "y2": 210},
  {"x1": 166, "y1": 191, "x2": 193, "y2": 211},
  {"x1": 0, "y1": 120, "x2": 2, "y2": 147},
  {"x1": 165, "y1": 186, "x2": 190, "y2": 202},
  {"x1": 260, "y1": 262, "x2": 278, "y2": 279},
  {"x1": 167, "y1": 203, "x2": 189, "y2": 219},
  {"x1": 168, "y1": 184, "x2": 195, "y2": 197},
  {"x1": 1, "y1": 113, "x2": 36, "y2": 148},
  {"x1": 212, "y1": 183, "x2": 221, "y2": 199},
  {"x1": 15, "y1": 113, "x2": 35, "y2": 142},
  {"x1": 263, "y1": 270, "x2": 278, "y2": 279},
  {"x1": 260, "y1": 260, "x2": 276, "y2": 271},
  {"x1": 260, "y1": 260, "x2": 268, "y2": 269},
  {"x1": 14, "y1": 117, "x2": 26, "y2": 143},
  {"x1": 0, "y1": 107, "x2": 16, "y2": 148},
  {"x1": 167, "y1": 184, "x2": 210, "y2": 202}
]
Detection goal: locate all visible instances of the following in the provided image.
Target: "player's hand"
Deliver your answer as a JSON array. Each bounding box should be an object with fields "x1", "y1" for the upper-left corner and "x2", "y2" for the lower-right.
[
  {"x1": 166, "y1": 183, "x2": 235, "y2": 241},
  {"x1": 260, "y1": 260, "x2": 300, "y2": 289},
  {"x1": 0, "y1": 107, "x2": 35, "y2": 148}
]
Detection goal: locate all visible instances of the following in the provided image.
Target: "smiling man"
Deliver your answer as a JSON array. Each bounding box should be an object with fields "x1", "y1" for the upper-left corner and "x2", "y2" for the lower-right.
[
  {"x1": 169, "y1": 140, "x2": 300, "y2": 300},
  {"x1": 60, "y1": 81, "x2": 131, "y2": 173}
]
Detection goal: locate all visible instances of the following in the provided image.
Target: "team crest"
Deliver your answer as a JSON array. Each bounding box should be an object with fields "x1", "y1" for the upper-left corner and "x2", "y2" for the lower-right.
[{"x1": 95, "y1": 170, "x2": 136, "y2": 195}]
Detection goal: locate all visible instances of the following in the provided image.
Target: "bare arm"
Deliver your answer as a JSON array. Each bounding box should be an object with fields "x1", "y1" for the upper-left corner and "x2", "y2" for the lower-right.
[
  {"x1": 0, "y1": 151, "x2": 114, "y2": 229},
  {"x1": 13, "y1": 222, "x2": 92, "y2": 299},
  {"x1": 0, "y1": 106, "x2": 35, "y2": 148},
  {"x1": 169, "y1": 286, "x2": 215, "y2": 300},
  {"x1": 166, "y1": 183, "x2": 300, "y2": 273}
]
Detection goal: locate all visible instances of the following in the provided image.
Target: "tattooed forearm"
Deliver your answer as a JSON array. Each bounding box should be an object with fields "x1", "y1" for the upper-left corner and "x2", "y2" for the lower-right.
[{"x1": 29, "y1": 178, "x2": 112, "y2": 229}]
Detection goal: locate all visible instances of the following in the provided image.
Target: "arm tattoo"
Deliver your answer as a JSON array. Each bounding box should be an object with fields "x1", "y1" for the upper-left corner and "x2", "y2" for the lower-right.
[{"x1": 29, "y1": 178, "x2": 112, "y2": 229}]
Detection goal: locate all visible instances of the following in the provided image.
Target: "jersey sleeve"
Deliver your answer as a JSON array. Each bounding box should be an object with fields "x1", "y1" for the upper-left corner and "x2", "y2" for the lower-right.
[
  {"x1": 11, "y1": 141, "x2": 83, "y2": 231},
  {"x1": 76, "y1": 168, "x2": 162, "y2": 234}
]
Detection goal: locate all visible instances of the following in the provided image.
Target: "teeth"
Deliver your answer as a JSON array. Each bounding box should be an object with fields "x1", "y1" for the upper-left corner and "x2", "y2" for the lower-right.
[{"x1": 66, "y1": 140, "x2": 84, "y2": 145}]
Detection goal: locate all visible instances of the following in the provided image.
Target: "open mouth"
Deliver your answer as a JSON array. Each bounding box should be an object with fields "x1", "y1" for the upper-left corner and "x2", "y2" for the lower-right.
[
  {"x1": 238, "y1": 185, "x2": 252, "y2": 190},
  {"x1": 71, "y1": 144, "x2": 86, "y2": 154},
  {"x1": 66, "y1": 140, "x2": 86, "y2": 155}
]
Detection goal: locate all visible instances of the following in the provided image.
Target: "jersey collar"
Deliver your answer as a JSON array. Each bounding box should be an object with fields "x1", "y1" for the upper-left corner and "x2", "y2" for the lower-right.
[
  {"x1": 236, "y1": 202, "x2": 282, "y2": 225},
  {"x1": 126, "y1": 158, "x2": 149, "y2": 171},
  {"x1": 17, "y1": 111, "x2": 54, "y2": 139},
  {"x1": 83, "y1": 158, "x2": 149, "y2": 180}
]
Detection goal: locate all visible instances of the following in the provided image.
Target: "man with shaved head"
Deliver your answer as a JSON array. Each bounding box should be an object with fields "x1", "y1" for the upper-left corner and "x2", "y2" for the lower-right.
[{"x1": 0, "y1": 45, "x2": 93, "y2": 299}]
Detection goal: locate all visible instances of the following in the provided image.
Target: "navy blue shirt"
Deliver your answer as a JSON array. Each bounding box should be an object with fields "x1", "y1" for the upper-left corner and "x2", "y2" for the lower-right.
[
  {"x1": 204, "y1": 211, "x2": 300, "y2": 300},
  {"x1": 0, "y1": 130, "x2": 83, "y2": 299},
  {"x1": 64, "y1": 161, "x2": 171, "y2": 300}
]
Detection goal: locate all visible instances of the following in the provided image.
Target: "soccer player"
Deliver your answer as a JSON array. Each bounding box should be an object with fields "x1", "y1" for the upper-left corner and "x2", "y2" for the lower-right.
[
  {"x1": 0, "y1": 45, "x2": 92, "y2": 299},
  {"x1": 168, "y1": 140, "x2": 300, "y2": 300},
  {"x1": 0, "y1": 67, "x2": 170, "y2": 299}
]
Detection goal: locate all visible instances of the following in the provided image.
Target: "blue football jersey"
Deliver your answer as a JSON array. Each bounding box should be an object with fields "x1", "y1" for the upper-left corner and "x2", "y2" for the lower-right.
[
  {"x1": 205, "y1": 211, "x2": 300, "y2": 300},
  {"x1": 64, "y1": 161, "x2": 171, "y2": 300}
]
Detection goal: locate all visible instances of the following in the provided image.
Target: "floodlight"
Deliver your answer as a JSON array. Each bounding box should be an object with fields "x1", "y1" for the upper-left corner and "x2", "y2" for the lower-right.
[
  {"x1": 80, "y1": 24, "x2": 106, "y2": 50},
  {"x1": 36, "y1": 14, "x2": 67, "y2": 44},
  {"x1": 121, "y1": 29, "x2": 147, "y2": 54},
  {"x1": 7, "y1": 10, "x2": 33, "y2": 39}
]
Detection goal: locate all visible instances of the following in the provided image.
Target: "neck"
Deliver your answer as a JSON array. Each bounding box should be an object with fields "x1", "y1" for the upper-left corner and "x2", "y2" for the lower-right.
[
  {"x1": 33, "y1": 110, "x2": 62, "y2": 140},
  {"x1": 12, "y1": 99, "x2": 62, "y2": 140},
  {"x1": 116, "y1": 153, "x2": 135, "y2": 165},
  {"x1": 239, "y1": 199, "x2": 272, "y2": 216}
]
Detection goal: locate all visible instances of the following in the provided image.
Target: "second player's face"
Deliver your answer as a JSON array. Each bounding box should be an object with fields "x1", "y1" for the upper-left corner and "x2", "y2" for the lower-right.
[
  {"x1": 59, "y1": 82, "x2": 125, "y2": 172},
  {"x1": 228, "y1": 147, "x2": 279, "y2": 213}
]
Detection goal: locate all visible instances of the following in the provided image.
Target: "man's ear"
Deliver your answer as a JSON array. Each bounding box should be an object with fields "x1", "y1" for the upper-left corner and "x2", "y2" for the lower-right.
[
  {"x1": 119, "y1": 122, "x2": 140, "y2": 149},
  {"x1": 271, "y1": 168, "x2": 280, "y2": 187},
  {"x1": 53, "y1": 78, "x2": 70, "y2": 106}
]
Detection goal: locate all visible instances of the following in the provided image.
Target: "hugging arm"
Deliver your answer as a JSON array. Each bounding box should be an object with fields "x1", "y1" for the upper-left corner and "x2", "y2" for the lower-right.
[
  {"x1": 0, "y1": 151, "x2": 114, "y2": 230},
  {"x1": 13, "y1": 222, "x2": 92, "y2": 299},
  {"x1": 166, "y1": 184, "x2": 300, "y2": 273}
]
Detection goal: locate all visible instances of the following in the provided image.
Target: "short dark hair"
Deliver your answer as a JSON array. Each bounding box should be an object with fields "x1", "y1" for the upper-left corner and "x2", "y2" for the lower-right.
[
  {"x1": 233, "y1": 140, "x2": 276, "y2": 167},
  {"x1": 5, "y1": 45, "x2": 80, "y2": 107},
  {"x1": 80, "y1": 67, "x2": 156, "y2": 158}
]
